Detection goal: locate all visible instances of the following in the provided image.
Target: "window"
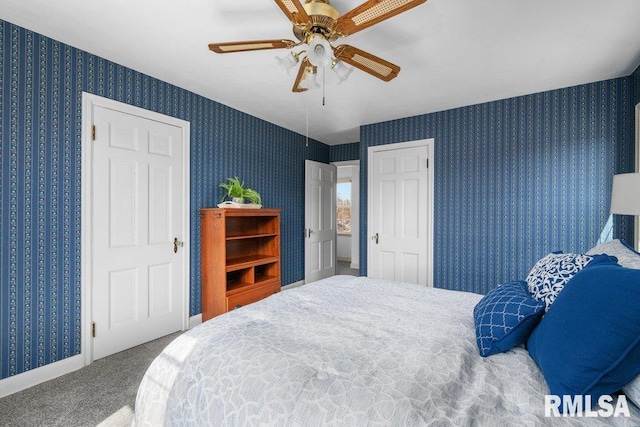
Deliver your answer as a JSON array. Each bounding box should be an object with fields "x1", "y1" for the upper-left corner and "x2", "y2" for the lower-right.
[{"x1": 337, "y1": 180, "x2": 351, "y2": 235}]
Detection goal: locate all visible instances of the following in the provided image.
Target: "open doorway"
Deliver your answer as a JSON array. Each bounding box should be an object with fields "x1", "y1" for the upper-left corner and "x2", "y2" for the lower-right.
[{"x1": 333, "y1": 161, "x2": 360, "y2": 276}]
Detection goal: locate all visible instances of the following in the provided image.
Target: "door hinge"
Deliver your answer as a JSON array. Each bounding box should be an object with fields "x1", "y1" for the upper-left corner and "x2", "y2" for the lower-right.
[
  {"x1": 426, "y1": 158, "x2": 429, "y2": 168},
  {"x1": 92, "y1": 322, "x2": 96, "y2": 338},
  {"x1": 91, "y1": 125, "x2": 96, "y2": 141}
]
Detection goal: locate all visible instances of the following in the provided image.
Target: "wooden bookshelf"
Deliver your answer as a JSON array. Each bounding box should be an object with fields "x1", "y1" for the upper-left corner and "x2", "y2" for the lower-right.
[{"x1": 200, "y1": 208, "x2": 281, "y2": 321}]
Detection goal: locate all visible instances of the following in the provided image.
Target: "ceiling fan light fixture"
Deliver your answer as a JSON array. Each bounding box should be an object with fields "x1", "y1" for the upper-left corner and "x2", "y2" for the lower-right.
[
  {"x1": 300, "y1": 68, "x2": 321, "y2": 90},
  {"x1": 306, "y1": 34, "x2": 333, "y2": 68},
  {"x1": 331, "y1": 59, "x2": 353, "y2": 84},
  {"x1": 209, "y1": 0, "x2": 424, "y2": 93},
  {"x1": 275, "y1": 51, "x2": 300, "y2": 75}
]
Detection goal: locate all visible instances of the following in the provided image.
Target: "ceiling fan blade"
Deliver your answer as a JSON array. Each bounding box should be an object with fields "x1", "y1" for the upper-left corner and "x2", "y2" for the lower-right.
[
  {"x1": 274, "y1": 0, "x2": 311, "y2": 27},
  {"x1": 208, "y1": 39, "x2": 297, "y2": 54},
  {"x1": 334, "y1": 45, "x2": 400, "y2": 82},
  {"x1": 292, "y1": 58, "x2": 313, "y2": 92},
  {"x1": 335, "y1": 0, "x2": 427, "y2": 37}
]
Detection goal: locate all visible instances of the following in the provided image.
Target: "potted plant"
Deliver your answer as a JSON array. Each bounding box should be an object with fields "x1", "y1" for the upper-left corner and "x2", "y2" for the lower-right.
[{"x1": 219, "y1": 177, "x2": 262, "y2": 205}]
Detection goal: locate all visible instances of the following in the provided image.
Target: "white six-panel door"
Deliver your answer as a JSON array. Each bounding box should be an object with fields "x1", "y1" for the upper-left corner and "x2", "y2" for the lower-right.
[
  {"x1": 305, "y1": 160, "x2": 337, "y2": 283},
  {"x1": 368, "y1": 141, "x2": 431, "y2": 286},
  {"x1": 91, "y1": 105, "x2": 185, "y2": 360}
]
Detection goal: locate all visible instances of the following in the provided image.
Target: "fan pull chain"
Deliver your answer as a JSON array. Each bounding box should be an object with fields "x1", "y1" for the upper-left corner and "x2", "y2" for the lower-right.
[
  {"x1": 305, "y1": 107, "x2": 309, "y2": 147},
  {"x1": 322, "y1": 66, "x2": 326, "y2": 106}
]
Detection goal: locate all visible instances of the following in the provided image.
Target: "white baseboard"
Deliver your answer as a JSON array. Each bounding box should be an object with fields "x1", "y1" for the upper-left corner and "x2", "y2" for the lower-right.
[
  {"x1": 0, "y1": 354, "x2": 84, "y2": 399},
  {"x1": 337, "y1": 257, "x2": 351, "y2": 262},
  {"x1": 350, "y1": 262, "x2": 359, "y2": 270},
  {"x1": 189, "y1": 314, "x2": 202, "y2": 328},
  {"x1": 283, "y1": 280, "x2": 305, "y2": 289}
]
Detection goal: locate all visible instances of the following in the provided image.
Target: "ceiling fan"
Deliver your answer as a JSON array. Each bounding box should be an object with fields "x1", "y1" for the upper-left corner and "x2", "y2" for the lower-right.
[{"x1": 208, "y1": 0, "x2": 427, "y2": 92}]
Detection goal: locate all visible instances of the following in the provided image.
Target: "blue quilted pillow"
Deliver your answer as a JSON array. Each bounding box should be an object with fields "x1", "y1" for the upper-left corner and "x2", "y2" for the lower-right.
[
  {"x1": 526, "y1": 253, "x2": 617, "y2": 311},
  {"x1": 528, "y1": 264, "x2": 640, "y2": 408},
  {"x1": 473, "y1": 281, "x2": 545, "y2": 357}
]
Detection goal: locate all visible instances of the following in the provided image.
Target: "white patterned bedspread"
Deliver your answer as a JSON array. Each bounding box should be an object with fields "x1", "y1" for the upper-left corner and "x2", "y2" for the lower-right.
[{"x1": 134, "y1": 275, "x2": 639, "y2": 426}]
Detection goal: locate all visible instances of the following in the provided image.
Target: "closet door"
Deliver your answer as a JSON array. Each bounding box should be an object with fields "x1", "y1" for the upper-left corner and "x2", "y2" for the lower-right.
[
  {"x1": 369, "y1": 143, "x2": 430, "y2": 285},
  {"x1": 91, "y1": 104, "x2": 185, "y2": 360}
]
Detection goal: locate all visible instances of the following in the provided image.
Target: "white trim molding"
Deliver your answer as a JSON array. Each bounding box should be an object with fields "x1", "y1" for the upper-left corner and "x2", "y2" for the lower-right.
[
  {"x1": 81, "y1": 93, "x2": 191, "y2": 366},
  {"x1": 189, "y1": 314, "x2": 203, "y2": 329},
  {"x1": 0, "y1": 355, "x2": 83, "y2": 399},
  {"x1": 284, "y1": 280, "x2": 306, "y2": 289},
  {"x1": 332, "y1": 160, "x2": 360, "y2": 167}
]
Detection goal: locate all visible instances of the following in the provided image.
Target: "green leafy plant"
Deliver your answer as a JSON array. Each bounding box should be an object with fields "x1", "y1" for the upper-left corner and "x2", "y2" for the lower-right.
[
  {"x1": 219, "y1": 177, "x2": 245, "y2": 199},
  {"x1": 219, "y1": 177, "x2": 262, "y2": 205},
  {"x1": 242, "y1": 188, "x2": 262, "y2": 205}
]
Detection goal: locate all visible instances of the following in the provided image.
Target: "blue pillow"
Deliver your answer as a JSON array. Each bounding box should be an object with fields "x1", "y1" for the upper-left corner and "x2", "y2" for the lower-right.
[
  {"x1": 527, "y1": 264, "x2": 640, "y2": 407},
  {"x1": 473, "y1": 281, "x2": 545, "y2": 357}
]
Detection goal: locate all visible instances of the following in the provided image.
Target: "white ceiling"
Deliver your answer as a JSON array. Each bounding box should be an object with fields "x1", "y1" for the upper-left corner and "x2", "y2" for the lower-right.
[{"x1": 2, "y1": 0, "x2": 640, "y2": 145}]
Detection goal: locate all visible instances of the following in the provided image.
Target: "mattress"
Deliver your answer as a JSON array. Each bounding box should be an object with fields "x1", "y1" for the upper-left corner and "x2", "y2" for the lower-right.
[{"x1": 134, "y1": 275, "x2": 639, "y2": 426}]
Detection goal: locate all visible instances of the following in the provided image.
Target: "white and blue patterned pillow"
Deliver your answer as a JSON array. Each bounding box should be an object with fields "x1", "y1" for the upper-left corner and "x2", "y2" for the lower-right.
[
  {"x1": 526, "y1": 252, "x2": 618, "y2": 311},
  {"x1": 473, "y1": 281, "x2": 545, "y2": 357},
  {"x1": 526, "y1": 253, "x2": 593, "y2": 311}
]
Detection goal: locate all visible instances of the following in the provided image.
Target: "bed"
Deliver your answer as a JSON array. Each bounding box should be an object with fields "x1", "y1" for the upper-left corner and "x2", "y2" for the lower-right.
[{"x1": 133, "y1": 275, "x2": 640, "y2": 426}]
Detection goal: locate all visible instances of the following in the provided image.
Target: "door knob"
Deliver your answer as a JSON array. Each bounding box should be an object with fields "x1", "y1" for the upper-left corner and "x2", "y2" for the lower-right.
[
  {"x1": 173, "y1": 237, "x2": 184, "y2": 253},
  {"x1": 372, "y1": 233, "x2": 379, "y2": 244}
]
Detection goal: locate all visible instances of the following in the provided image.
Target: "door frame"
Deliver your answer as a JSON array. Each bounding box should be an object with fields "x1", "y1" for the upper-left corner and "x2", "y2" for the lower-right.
[
  {"x1": 80, "y1": 93, "x2": 191, "y2": 366},
  {"x1": 367, "y1": 139, "x2": 435, "y2": 286}
]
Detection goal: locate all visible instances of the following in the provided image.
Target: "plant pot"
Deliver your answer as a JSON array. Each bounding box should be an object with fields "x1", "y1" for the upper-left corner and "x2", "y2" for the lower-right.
[{"x1": 232, "y1": 197, "x2": 245, "y2": 204}]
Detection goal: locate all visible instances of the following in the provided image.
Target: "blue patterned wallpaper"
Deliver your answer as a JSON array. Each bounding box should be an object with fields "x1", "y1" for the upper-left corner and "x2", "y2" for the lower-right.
[
  {"x1": 1, "y1": 15, "x2": 638, "y2": 381},
  {"x1": 329, "y1": 142, "x2": 360, "y2": 162},
  {"x1": 0, "y1": 19, "x2": 328, "y2": 380},
  {"x1": 360, "y1": 78, "x2": 636, "y2": 294}
]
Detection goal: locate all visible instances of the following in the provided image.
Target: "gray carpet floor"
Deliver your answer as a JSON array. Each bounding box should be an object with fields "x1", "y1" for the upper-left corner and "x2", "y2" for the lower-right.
[
  {"x1": 0, "y1": 331, "x2": 182, "y2": 427},
  {"x1": 337, "y1": 260, "x2": 359, "y2": 276}
]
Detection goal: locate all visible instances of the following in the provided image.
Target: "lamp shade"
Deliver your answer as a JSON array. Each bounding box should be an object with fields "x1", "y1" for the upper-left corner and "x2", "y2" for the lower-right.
[
  {"x1": 611, "y1": 173, "x2": 640, "y2": 215},
  {"x1": 306, "y1": 35, "x2": 333, "y2": 68},
  {"x1": 275, "y1": 52, "x2": 299, "y2": 75},
  {"x1": 332, "y1": 60, "x2": 353, "y2": 84},
  {"x1": 299, "y1": 69, "x2": 320, "y2": 90}
]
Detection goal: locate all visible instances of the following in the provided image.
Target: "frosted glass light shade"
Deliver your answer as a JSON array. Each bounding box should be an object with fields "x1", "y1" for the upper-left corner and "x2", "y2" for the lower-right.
[
  {"x1": 307, "y1": 35, "x2": 332, "y2": 68},
  {"x1": 275, "y1": 52, "x2": 299, "y2": 75},
  {"x1": 611, "y1": 173, "x2": 640, "y2": 214},
  {"x1": 332, "y1": 60, "x2": 353, "y2": 83},
  {"x1": 299, "y1": 70, "x2": 320, "y2": 90}
]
